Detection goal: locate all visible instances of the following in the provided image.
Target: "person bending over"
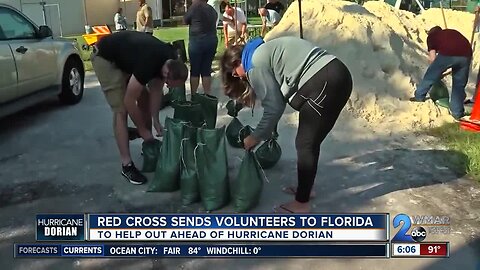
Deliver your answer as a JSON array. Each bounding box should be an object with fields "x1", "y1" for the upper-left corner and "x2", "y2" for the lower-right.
[
  {"x1": 410, "y1": 26, "x2": 472, "y2": 120},
  {"x1": 220, "y1": 36, "x2": 353, "y2": 213},
  {"x1": 222, "y1": 3, "x2": 247, "y2": 48},
  {"x1": 92, "y1": 31, "x2": 188, "y2": 185},
  {"x1": 258, "y1": 0, "x2": 285, "y2": 37}
]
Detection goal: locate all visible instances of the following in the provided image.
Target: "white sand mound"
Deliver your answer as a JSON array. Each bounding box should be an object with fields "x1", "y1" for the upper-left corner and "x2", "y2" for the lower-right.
[{"x1": 266, "y1": 0, "x2": 478, "y2": 131}]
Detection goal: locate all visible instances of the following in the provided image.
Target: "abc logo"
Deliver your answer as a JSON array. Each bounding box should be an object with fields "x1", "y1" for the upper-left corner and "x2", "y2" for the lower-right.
[{"x1": 411, "y1": 227, "x2": 427, "y2": 242}]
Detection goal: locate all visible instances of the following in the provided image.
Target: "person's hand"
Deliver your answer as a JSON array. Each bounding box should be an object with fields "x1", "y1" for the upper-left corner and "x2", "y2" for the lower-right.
[
  {"x1": 243, "y1": 135, "x2": 259, "y2": 151},
  {"x1": 441, "y1": 69, "x2": 452, "y2": 78},
  {"x1": 153, "y1": 121, "x2": 164, "y2": 137}
]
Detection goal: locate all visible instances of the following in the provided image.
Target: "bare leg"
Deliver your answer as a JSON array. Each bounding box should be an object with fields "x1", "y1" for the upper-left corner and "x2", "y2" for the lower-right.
[
  {"x1": 113, "y1": 111, "x2": 132, "y2": 166},
  {"x1": 190, "y1": 76, "x2": 200, "y2": 95},
  {"x1": 201, "y1": 76, "x2": 212, "y2": 95},
  {"x1": 138, "y1": 88, "x2": 152, "y2": 130}
]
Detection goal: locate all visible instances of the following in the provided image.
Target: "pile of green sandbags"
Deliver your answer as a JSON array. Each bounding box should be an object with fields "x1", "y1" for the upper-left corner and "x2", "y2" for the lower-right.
[
  {"x1": 148, "y1": 117, "x2": 230, "y2": 211},
  {"x1": 146, "y1": 97, "x2": 269, "y2": 212}
]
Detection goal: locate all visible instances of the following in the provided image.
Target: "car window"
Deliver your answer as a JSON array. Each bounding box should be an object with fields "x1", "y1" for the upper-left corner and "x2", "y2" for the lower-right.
[{"x1": 0, "y1": 7, "x2": 36, "y2": 40}]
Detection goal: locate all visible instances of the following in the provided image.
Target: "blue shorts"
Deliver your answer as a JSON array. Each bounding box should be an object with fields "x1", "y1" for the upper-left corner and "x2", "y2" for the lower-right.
[{"x1": 188, "y1": 36, "x2": 218, "y2": 77}]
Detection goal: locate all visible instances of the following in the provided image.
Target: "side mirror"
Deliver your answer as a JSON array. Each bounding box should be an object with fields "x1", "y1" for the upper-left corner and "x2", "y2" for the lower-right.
[{"x1": 38, "y1": 25, "x2": 53, "y2": 38}]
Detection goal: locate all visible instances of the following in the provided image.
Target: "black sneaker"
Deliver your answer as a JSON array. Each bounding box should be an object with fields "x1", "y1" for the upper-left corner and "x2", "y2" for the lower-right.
[
  {"x1": 409, "y1": 97, "x2": 425, "y2": 102},
  {"x1": 122, "y1": 162, "x2": 147, "y2": 185},
  {"x1": 464, "y1": 99, "x2": 474, "y2": 105}
]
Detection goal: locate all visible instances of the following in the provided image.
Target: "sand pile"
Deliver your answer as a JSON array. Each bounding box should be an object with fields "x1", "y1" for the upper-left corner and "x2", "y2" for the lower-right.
[{"x1": 266, "y1": 0, "x2": 478, "y2": 132}]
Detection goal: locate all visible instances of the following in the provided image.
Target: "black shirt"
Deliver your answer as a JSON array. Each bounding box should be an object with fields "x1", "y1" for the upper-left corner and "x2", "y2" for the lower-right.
[
  {"x1": 184, "y1": 2, "x2": 218, "y2": 38},
  {"x1": 96, "y1": 31, "x2": 176, "y2": 85},
  {"x1": 264, "y1": 2, "x2": 284, "y2": 14}
]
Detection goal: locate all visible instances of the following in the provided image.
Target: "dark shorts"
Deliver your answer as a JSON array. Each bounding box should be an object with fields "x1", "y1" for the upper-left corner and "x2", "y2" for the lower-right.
[{"x1": 188, "y1": 36, "x2": 218, "y2": 77}]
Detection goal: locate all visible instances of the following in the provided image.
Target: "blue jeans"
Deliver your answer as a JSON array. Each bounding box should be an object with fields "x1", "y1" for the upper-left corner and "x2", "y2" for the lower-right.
[{"x1": 415, "y1": 54, "x2": 471, "y2": 118}]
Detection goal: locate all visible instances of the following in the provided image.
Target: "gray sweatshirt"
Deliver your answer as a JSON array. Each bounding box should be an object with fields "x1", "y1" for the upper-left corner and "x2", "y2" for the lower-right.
[{"x1": 247, "y1": 36, "x2": 336, "y2": 140}]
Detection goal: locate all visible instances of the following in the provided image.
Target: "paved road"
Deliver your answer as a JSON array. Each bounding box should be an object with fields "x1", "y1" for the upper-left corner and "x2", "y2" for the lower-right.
[{"x1": 0, "y1": 72, "x2": 478, "y2": 270}]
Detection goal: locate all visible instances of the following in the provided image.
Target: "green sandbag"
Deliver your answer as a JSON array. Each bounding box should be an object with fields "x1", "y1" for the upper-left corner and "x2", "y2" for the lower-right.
[
  {"x1": 255, "y1": 127, "x2": 281, "y2": 169},
  {"x1": 430, "y1": 80, "x2": 449, "y2": 102},
  {"x1": 195, "y1": 127, "x2": 230, "y2": 211},
  {"x1": 435, "y1": 98, "x2": 472, "y2": 115},
  {"x1": 142, "y1": 139, "x2": 162, "y2": 172},
  {"x1": 169, "y1": 85, "x2": 187, "y2": 103},
  {"x1": 226, "y1": 118, "x2": 244, "y2": 148},
  {"x1": 191, "y1": 93, "x2": 218, "y2": 129},
  {"x1": 226, "y1": 99, "x2": 244, "y2": 117},
  {"x1": 239, "y1": 125, "x2": 254, "y2": 148},
  {"x1": 233, "y1": 151, "x2": 264, "y2": 213},
  {"x1": 255, "y1": 139, "x2": 282, "y2": 169},
  {"x1": 148, "y1": 118, "x2": 184, "y2": 192},
  {"x1": 180, "y1": 124, "x2": 200, "y2": 205},
  {"x1": 436, "y1": 98, "x2": 449, "y2": 108},
  {"x1": 173, "y1": 101, "x2": 206, "y2": 128}
]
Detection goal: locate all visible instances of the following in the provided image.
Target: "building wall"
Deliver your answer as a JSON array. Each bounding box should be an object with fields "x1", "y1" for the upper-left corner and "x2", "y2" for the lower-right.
[
  {"x1": 2, "y1": 0, "x2": 125, "y2": 36},
  {"x1": 3, "y1": 0, "x2": 87, "y2": 36},
  {"x1": 84, "y1": 0, "x2": 121, "y2": 29}
]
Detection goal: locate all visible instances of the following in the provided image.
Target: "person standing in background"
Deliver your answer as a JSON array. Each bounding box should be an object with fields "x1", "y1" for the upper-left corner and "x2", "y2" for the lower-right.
[
  {"x1": 136, "y1": 0, "x2": 154, "y2": 35},
  {"x1": 184, "y1": 0, "x2": 218, "y2": 95},
  {"x1": 114, "y1": 8, "x2": 128, "y2": 31}
]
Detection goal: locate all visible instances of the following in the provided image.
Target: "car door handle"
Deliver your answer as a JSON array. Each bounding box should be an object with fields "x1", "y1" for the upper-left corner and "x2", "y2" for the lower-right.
[{"x1": 15, "y1": 46, "x2": 28, "y2": 54}]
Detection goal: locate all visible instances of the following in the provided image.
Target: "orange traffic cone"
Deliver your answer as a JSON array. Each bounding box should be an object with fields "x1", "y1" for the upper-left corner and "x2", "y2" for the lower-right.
[{"x1": 460, "y1": 84, "x2": 480, "y2": 132}]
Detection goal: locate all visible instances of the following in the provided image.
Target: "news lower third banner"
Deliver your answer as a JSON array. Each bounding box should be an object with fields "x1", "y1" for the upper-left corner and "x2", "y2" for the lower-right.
[
  {"x1": 15, "y1": 243, "x2": 390, "y2": 258},
  {"x1": 36, "y1": 213, "x2": 389, "y2": 241}
]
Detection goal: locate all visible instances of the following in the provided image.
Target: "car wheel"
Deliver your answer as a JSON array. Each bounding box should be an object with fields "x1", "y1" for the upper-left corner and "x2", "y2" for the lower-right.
[{"x1": 59, "y1": 59, "x2": 84, "y2": 105}]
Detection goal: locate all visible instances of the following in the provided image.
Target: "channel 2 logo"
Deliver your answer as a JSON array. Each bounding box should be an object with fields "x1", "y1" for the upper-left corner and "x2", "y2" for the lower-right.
[{"x1": 392, "y1": 214, "x2": 427, "y2": 242}]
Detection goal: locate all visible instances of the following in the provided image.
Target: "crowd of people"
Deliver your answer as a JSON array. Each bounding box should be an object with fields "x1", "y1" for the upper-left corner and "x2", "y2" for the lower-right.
[{"x1": 93, "y1": 0, "x2": 476, "y2": 213}]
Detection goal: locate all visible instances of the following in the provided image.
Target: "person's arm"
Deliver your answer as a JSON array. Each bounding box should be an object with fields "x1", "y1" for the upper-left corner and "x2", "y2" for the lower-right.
[
  {"x1": 244, "y1": 67, "x2": 285, "y2": 149},
  {"x1": 114, "y1": 13, "x2": 120, "y2": 25},
  {"x1": 223, "y1": 22, "x2": 229, "y2": 47},
  {"x1": 148, "y1": 78, "x2": 165, "y2": 136},
  {"x1": 239, "y1": 11, "x2": 247, "y2": 37},
  {"x1": 143, "y1": 6, "x2": 151, "y2": 31},
  {"x1": 428, "y1": 49, "x2": 436, "y2": 64},
  {"x1": 124, "y1": 75, "x2": 154, "y2": 140},
  {"x1": 241, "y1": 23, "x2": 247, "y2": 38},
  {"x1": 183, "y1": 4, "x2": 194, "y2": 24}
]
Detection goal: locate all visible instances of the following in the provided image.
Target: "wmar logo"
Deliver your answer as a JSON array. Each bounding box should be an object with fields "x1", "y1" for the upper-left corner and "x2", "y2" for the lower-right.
[{"x1": 392, "y1": 214, "x2": 426, "y2": 242}]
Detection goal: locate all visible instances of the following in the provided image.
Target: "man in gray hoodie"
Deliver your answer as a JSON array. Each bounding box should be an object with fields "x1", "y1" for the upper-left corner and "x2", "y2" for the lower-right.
[{"x1": 220, "y1": 36, "x2": 353, "y2": 213}]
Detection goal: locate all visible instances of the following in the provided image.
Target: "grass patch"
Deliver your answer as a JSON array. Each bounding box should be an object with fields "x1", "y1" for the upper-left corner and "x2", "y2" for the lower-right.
[{"x1": 426, "y1": 122, "x2": 480, "y2": 181}]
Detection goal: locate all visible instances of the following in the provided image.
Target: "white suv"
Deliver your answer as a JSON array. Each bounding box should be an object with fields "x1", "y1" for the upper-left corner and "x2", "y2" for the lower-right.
[{"x1": 0, "y1": 4, "x2": 85, "y2": 117}]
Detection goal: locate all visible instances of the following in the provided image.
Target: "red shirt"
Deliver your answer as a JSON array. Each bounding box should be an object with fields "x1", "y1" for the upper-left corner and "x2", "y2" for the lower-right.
[{"x1": 427, "y1": 29, "x2": 472, "y2": 58}]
